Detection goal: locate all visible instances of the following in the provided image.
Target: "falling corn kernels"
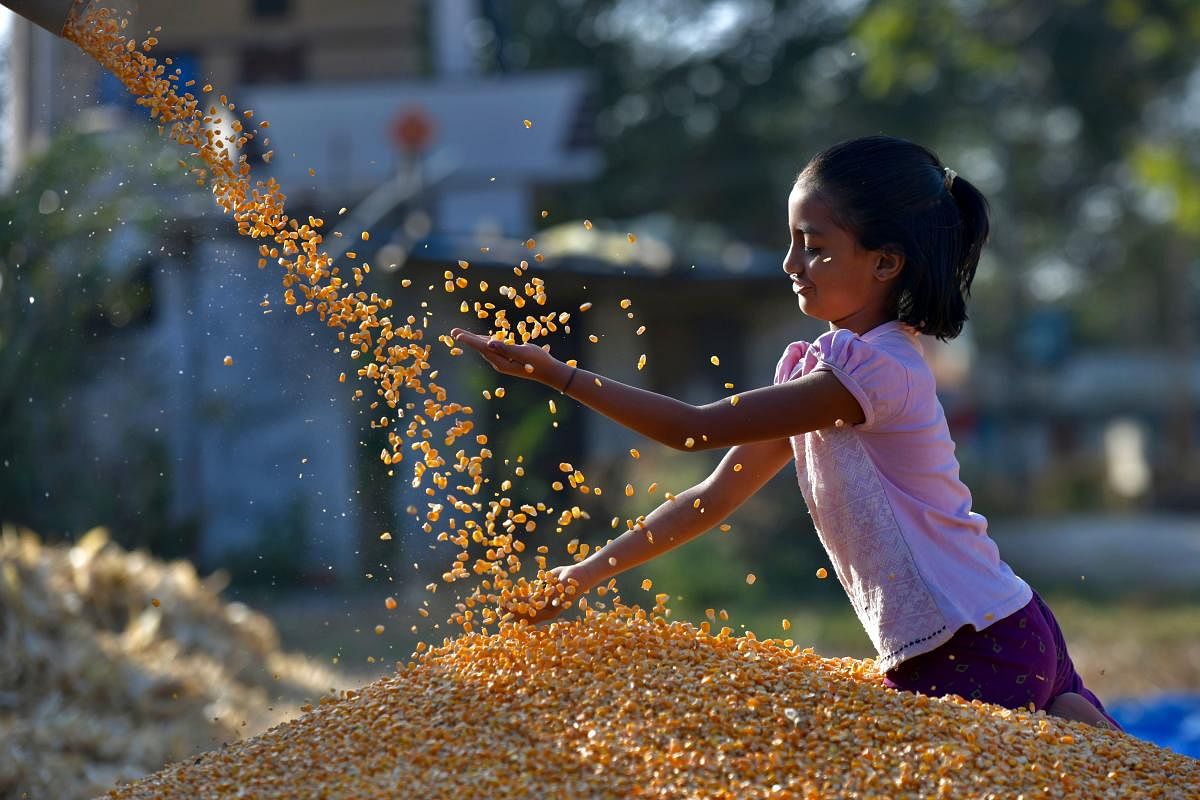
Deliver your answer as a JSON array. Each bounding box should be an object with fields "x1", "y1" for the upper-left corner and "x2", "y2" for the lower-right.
[
  {"x1": 223, "y1": 355, "x2": 233, "y2": 366},
  {"x1": 816, "y1": 567, "x2": 829, "y2": 579}
]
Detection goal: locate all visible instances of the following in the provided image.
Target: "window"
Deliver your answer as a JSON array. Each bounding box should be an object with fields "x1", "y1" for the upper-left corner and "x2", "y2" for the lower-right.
[
  {"x1": 100, "y1": 52, "x2": 199, "y2": 111},
  {"x1": 252, "y1": 0, "x2": 291, "y2": 17},
  {"x1": 240, "y1": 46, "x2": 306, "y2": 85}
]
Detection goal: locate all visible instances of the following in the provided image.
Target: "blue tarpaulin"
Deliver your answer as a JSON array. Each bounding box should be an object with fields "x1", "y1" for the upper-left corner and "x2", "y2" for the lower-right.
[{"x1": 1110, "y1": 695, "x2": 1200, "y2": 760}]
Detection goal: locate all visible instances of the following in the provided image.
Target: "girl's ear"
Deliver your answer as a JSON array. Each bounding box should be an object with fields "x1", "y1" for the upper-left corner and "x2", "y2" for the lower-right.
[{"x1": 873, "y1": 248, "x2": 905, "y2": 282}]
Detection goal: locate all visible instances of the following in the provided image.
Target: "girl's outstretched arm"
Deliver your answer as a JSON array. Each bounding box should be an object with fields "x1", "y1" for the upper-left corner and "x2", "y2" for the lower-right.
[
  {"x1": 575, "y1": 436, "x2": 796, "y2": 588},
  {"x1": 451, "y1": 328, "x2": 863, "y2": 450},
  {"x1": 528, "y1": 436, "x2": 796, "y2": 623}
]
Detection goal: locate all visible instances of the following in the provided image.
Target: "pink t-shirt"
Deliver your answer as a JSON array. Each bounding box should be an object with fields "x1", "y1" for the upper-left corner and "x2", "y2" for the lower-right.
[{"x1": 774, "y1": 320, "x2": 1031, "y2": 672}]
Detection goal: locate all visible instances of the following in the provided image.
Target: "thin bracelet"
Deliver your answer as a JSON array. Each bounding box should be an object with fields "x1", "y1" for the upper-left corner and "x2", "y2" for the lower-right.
[{"x1": 560, "y1": 365, "x2": 578, "y2": 394}]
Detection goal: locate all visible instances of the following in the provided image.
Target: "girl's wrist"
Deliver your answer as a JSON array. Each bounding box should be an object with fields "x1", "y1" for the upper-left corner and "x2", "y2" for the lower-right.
[
  {"x1": 572, "y1": 554, "x2": 610, "y2": 590},
  {"x1": 546, "y1": 360, "x2": 574, "y2": 393}
]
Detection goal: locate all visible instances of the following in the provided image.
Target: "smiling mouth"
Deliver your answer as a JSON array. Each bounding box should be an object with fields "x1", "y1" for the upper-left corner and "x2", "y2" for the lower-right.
[{"x1": 791, "y1": 281, "x2": 813, "y2": 294}]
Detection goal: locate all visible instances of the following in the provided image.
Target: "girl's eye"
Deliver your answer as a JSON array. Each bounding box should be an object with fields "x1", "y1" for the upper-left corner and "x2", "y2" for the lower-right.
[{"x1": 803, "y1": 246, "x2": 821, "y2": 257}]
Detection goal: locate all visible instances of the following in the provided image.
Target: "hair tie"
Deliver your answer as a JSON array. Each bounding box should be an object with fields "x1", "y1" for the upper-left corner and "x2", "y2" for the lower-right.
[{"x1": 943, "y1": 167, "x2": 957, "y2": 190}]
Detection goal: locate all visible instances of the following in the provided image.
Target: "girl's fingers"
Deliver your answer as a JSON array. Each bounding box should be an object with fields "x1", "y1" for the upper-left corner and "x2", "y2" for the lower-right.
[
  {"x1": 452, "y1": 328, "x2": 487, "y2": 345},
  {"x1": 451, "y1": 329, "x2": 531, "y2": 373},
  {"x1": 455, "y1": 334, "x2": 494, "y2": 355},
  {"x1": 485, "y1": 339, "x2": 512, "y2": 357},
  {"x1": 453, "y1": 329, "x2": 512, "y2": 357}
]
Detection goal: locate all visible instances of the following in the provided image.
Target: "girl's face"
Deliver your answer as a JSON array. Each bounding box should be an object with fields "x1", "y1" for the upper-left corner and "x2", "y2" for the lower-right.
[{"x1": 782, "y1": 182, "x2": 902, "y2": 333}]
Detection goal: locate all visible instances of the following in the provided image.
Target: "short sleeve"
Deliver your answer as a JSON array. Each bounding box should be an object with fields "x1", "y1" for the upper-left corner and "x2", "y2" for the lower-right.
[
  {"x1": 773, "y1": 341, "x2": 810, "y2": 385},
  {"x1": 810, "y1": 329, "x2": 910, "y2": 431}
]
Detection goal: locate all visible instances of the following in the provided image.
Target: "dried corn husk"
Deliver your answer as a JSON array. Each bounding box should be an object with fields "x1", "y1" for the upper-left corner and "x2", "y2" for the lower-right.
[{"x1": 0, "y1": 526, "x2": 347, "y2": 800}]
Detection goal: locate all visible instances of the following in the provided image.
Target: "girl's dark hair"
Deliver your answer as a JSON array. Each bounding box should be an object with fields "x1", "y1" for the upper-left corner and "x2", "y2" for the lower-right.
[{"x1": 798, "y1": 135, "x2": 990, "y2": 340}]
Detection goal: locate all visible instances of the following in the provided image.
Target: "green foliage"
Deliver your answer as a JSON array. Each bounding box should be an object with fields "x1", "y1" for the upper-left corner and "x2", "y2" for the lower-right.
[
  {"x1": 1131, "y1": 142, "x2": 1200, "y2": 235},
  {"x1": 512, "y1": 0, "x2": 1200, "y2": 348}
]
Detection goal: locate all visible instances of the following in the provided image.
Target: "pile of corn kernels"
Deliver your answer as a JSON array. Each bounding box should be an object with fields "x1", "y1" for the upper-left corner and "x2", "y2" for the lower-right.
[{"x1": 110, "y1": 602, "x2": 1195, "y2": 799}]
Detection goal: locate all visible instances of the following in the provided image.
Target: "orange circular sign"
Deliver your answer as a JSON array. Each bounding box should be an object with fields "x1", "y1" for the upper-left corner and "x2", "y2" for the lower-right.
[{"x1": 391, "y1": 108, "x2": 434, "y2": 154}]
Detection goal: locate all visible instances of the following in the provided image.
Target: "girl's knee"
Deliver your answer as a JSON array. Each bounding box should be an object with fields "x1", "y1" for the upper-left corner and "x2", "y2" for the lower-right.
[{"x1": 1046, "y1": 692, "x2": 1115, "y2": 730}]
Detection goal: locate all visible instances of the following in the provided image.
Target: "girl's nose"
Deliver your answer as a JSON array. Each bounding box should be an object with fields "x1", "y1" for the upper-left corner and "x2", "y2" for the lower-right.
[{"x1": 782, "y1": 253, "x2": 801, "y2": 276}]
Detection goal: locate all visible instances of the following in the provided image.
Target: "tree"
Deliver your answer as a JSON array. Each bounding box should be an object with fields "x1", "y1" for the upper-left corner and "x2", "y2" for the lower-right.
[{"x1": 505, "y1": 0, "x2": 1200, "y2": 347}]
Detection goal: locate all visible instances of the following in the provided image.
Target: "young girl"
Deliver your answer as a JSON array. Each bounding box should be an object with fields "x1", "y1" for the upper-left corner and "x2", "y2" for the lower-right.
[{"x1": 452, "y1": 135, "x2": 1119, "y2": 731}]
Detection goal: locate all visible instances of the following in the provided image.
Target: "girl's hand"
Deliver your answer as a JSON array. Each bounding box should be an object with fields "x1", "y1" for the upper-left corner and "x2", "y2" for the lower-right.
[
  {"x1": 520, "y1": 563, "x2": 601, "y2": 624},
  {"x1": 451, "y1": 328, "x2": 570, "y2": 389}
]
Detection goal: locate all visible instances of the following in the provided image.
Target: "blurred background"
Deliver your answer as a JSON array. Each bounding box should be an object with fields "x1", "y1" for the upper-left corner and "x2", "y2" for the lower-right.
[{"x1": 1, "y1": 0, "x2": 1199, "y2": 793}]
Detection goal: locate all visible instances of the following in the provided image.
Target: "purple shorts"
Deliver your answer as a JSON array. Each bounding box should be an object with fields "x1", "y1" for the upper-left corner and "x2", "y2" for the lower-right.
[{"x1": 883, "y1": 591, "x2": 1121, "y2": 730}]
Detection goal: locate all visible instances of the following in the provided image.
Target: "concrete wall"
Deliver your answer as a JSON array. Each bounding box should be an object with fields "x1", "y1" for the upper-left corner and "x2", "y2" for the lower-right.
[
  {"x1": 77, "y1": 234, "x2": 364, "y2": 575},
  {"x1": 126, "y1": 0, "x2": 423, "y2": 87}
]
